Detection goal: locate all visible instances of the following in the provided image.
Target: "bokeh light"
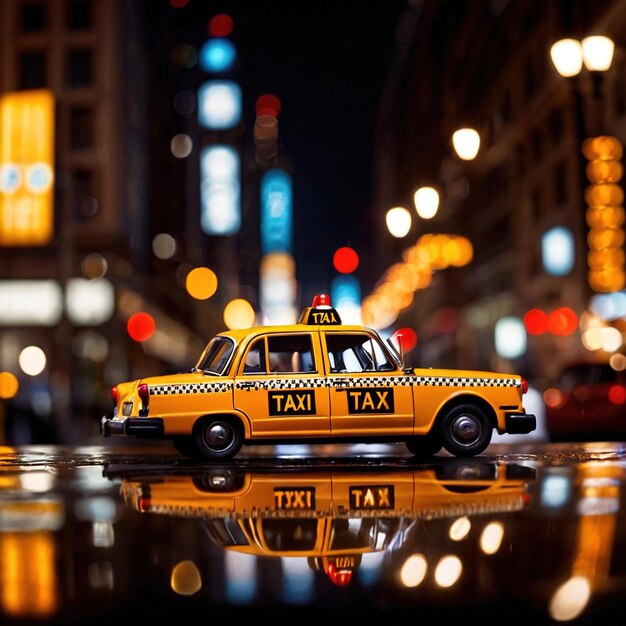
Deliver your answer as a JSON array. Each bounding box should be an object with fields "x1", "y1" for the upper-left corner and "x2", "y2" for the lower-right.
[
  {"x1": 170, "y1": 560, "x2": 202, "y2": 596},
  {"x1": 81, "y1": 253, "x2": 108, "y2": 278},
  {"x1": 523, "y1": 309, "x2": 548, "y2": 335},
  {"x1": 152, "y1": 233, "x2": 177, "y2": 259},
  {"x1": 413, "y1": 186, "x2": 439, "y2": 219},
  {"x1": 18, "y1": 346, "x2": 46, "y2": 376},
  {"x1": 209, "y1": 14, "x2": 234, "y2": 37},
  {"x1": 170, "y1": 133, "x2": 193, "y2": 158},
  {"x1": 256, "y1": 93, "x2": 281, "y2": 116},
  {"x1": 127, "y1": 312, "x2": 156, "y2": 342},
  {"x1": 386, "y1": 207, "x2": 411, "y2": 237},
  {"x1": 199, "y1": 38, "x2": 237, "y2": 73},
  {"x1": 333, "y1": 246, "x2": 359, "y2": 274},
  {"x1": 547, "y1": 307, "x2": 578, "y2": 336},
  {"x1": 0, "y1": 371, "x2": 19, "y2": 399},
  {"x1": 223, "y1": 298, "x2": 256, "y2": 329},
  {"x1": 186, "y1": 267, "x2": 218, "y2": 300},
  {"x1": 400, "y1": 554, "x2": 427, "y2": 588},
  {"x1": 393, "y1": 327, "x2": 417, "y2": 352},
  {"x1": 452, "y1": 128, "x2": 480, "y2": 160}
]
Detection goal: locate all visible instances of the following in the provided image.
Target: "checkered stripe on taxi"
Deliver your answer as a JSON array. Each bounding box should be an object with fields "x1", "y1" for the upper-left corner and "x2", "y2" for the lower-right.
[
  {"x1": 150, "y1": 382, "x2": 233, "y2": 395},
  {"x1": 235, "y1": 378, "x2": 328, "y2": 391},
  {"x1": 415, "y1": 376, "x2": 520, "y2": 388}
]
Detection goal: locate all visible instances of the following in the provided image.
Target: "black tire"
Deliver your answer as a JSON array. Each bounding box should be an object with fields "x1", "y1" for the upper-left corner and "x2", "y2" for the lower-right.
[
  {"x1": 172, "y1": 436, "x2": 199, "y2": 458},
  {"x1": 438, "y1": 403, "x2": 492, "y2": 457},
  {"x1": 406, "y1": 435, "x2": 442, "y2": 457},
  {"x1": 193, "y1": 415, "x2": 243, "y2": 461}
]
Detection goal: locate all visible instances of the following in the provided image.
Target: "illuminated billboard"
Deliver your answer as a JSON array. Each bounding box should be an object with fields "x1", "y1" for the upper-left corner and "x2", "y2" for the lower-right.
[
  {"x1": 260, "y1": 168, "x2": 292, "y2": 254},
  {"x1": 0, "y1": 90, "x2": 55, "y2": 246}
]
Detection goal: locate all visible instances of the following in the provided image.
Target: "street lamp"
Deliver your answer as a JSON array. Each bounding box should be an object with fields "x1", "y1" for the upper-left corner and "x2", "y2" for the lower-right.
[
  {"x1": 413, "y1": 186, "x2": 440, "y2": 219},
  {"x1": 550, "y1": 35, "x2": 614, "y2": 97},
  {"x1": 452, "y1": 128, "x2": 480, "y2": 160},
  {"x1": 386, "y1": 206, "x2": 412, "y2": 238}
]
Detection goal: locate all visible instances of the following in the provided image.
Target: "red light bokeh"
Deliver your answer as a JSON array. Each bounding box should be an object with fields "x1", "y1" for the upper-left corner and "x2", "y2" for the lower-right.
[
  {"x1": 256, "y1": 93, "x2": 282, "y2": 117},
  {"x1": 394, "y1": 327, "x2": 418, "y2": 352},
  {"x1": 127, "y1": 312, "x2": 156, "y2": 342},
  {"x1": 523, "y1": 309, "x2": 548, "y2": 335},
  {"x1": 209, "y1": 14, "x2": 234, "y2": 37},
  {"x1": 333, "y1": 246, "x2": 359, "y2": 274},
  {"x1": 548, "y1": 307, "x2": 578, "y2": 336}
]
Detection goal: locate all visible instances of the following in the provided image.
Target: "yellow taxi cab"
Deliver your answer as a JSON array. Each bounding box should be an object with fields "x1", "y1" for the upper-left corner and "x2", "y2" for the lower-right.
[
  {"x1": 101, "y1": 294, "x2": 536, "y2": 460},
  {"x1": 112, "y1": 461, "x2": 535, "y2": 585}
]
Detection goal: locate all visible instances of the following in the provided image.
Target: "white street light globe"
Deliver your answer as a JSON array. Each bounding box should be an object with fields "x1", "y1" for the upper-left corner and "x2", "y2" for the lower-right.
[
  {"x1": 19, "y1": 345, "x2": 47, "y2": 376},
  {"x1": 413, "y1": 187, "x2": 439, "y2": 219},
  {"x1": 550, "y1": 38, "x2": 583, "y2": 77},
  {"x1": 452, "y1": 128, "x2": 480, "y2": 160},
  {"x1": 386, "y1": 206, "x2": 412, "y2": 237},
  {"x1": 582, "y1": 35, "x2": 614, "y2": 71}
]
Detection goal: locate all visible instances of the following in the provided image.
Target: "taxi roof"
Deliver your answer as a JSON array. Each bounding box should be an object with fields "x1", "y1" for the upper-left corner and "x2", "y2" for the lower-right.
[{"x1": 217, "y1": 322, "x2": 379, "y2": 344}]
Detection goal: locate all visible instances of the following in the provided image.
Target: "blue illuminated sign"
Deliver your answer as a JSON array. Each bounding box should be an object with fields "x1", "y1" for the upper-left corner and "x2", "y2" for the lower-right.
[
  {"x1": 200, "y1": 145, "x2": 241, "y2": 236},
  {"x1": 261, "y1": 169, "x2": 292, "y2": 254}
]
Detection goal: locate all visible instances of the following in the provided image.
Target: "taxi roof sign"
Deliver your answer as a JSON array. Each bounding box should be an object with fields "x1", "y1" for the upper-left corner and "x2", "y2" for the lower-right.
[{"x1": 298, "y1": 293, "x2": 342, "y2": 325}]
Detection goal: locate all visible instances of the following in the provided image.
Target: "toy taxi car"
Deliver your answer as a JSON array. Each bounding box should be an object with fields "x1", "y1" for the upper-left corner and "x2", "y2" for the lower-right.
[
  {"x1": 101, "y1": 295, "x2": 536, "y2": 460},
  {"x1": 111, "y1": 461, "x2": 535, "y2": 585}
]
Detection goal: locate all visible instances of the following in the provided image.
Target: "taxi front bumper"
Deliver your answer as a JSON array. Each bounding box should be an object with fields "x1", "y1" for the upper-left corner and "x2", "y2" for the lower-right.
[{"x1": 101, "y1": 416, "x2": 165, "y2": 438}]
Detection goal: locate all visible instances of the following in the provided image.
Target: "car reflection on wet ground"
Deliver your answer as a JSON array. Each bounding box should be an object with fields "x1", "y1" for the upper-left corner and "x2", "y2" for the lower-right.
[{"x1": 1, "y1": 440, "x2": 626, "y2": 625}]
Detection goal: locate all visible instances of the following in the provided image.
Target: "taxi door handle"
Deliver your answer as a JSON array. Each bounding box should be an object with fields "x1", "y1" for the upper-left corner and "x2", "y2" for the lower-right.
[
  {"x1": 239, "y1": 381, "x2": 257, "y2": 389},
  {"x1": 333, "y1": 377, "x2": 350, "y2": 389}
]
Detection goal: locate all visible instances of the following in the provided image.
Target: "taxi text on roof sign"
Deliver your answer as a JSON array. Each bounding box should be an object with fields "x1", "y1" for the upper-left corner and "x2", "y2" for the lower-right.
[{"x1": 101, "y1": 294, "x2": 536, "y2": 460}]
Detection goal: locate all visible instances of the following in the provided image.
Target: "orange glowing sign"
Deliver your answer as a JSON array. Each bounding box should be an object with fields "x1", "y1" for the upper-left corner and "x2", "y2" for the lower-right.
[{"x1": 0, "y1": 90, "x2": 55, "y2": 246}]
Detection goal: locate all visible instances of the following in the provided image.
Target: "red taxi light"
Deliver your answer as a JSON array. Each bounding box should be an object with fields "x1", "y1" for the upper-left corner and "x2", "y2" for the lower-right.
[
  {"x1": 312, "y1": 293, "x2": 332, "y2": 308},
  {"x1": 521, "y1": 377, "x2": 529, "y2": 394},
  {"x1": 111, "y1": 386, "x2": 119, "y2": 404},
  {"x1": 138, "y1": 383, "x2": 150, "y2": 404}
]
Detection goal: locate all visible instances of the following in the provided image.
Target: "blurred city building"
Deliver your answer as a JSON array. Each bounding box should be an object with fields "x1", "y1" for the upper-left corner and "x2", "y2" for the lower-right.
[
  {"x1": 371, "y1": 0, "x2": 626, "y2": 389},
  {"x1": 1, "y1": 0, "x2": 626, "y2": 445},
  {"x1": 0, "y1": 0, "x2": 211, "y2": 443}
]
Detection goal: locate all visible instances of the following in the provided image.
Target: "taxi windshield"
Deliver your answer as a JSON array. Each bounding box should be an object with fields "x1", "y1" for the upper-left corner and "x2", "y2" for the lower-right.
[{"x1": 194, "y1": 337, "x2": 235, "y2": 375}]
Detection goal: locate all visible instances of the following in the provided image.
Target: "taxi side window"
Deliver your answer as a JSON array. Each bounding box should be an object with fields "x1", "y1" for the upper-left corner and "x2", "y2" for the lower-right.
[
  {"x1": 326, "y1": 333, "x2": 394, "y2": 373},
  {"x1": 267, "y1": 334, "x2": 316, "y2": 374},
  {"x1": 243, "y1": 339, "x2": 267, "y2": 374}
]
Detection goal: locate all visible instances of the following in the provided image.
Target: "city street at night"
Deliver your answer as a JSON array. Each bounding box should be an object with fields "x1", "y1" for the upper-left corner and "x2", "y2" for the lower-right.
[
  {"x1": 2, "y1": 440, "x2": 626, "y2": 625},
  {"x1": 2, "y1": 1, "x2": 626, "y2": 624}
]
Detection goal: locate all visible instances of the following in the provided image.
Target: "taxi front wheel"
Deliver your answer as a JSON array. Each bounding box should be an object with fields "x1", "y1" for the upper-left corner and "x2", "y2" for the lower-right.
[
  {"x1": 193, "y1": 415, "x2": 243, "y2": 460},
  {"x1": 438, "y1": 403, "x2": 492, "y2": 457}
]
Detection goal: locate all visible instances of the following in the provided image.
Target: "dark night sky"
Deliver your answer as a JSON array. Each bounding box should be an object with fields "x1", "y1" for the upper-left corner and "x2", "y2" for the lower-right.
[{"x1": 152, "y1": 0, "x2": 409, "y2": 302}]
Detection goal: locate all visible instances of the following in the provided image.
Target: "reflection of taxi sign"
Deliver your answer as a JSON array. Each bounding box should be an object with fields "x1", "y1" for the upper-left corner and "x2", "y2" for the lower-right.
[
  {"x1": 274, "y1": 487, "x2": 315, "y2": 510},
  {"x1": 26, "y1": 163, "x2": 54, "y2": 194},
  {"x1": 349, "y1": 485, "x2": 394, "y2": 509},
  {"x1": 0, "y1": 163, "x2": 21, "y2": 194}
]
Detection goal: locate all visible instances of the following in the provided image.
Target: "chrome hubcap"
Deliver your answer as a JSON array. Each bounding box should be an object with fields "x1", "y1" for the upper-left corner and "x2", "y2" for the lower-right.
[
  {"x1": 206, "y1": 423, "x2": 230, "y2": 447},
  {"x1": 451, "y1": 415, "x2": 479, "y2": 443}
]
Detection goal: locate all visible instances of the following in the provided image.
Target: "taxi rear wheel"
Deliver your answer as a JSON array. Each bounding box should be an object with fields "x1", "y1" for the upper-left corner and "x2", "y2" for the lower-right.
[
  {"x1": 438, "y1": 403, "x2": 492, "y2": 457},
  {"x1": 193, "y1": 415, "x2": 243, "y2": 460}
]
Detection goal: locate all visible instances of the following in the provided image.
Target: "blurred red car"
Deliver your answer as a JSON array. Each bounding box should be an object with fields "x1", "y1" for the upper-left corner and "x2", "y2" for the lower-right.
[{"x1": 544, "y1": 362, "x2": 626, "y2": 441}]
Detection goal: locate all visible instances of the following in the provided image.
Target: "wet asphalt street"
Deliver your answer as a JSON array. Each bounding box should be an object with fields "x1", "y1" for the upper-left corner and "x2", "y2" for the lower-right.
[{"x1": 2, "y1": 440, "x2": 626, "y2": 625}]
